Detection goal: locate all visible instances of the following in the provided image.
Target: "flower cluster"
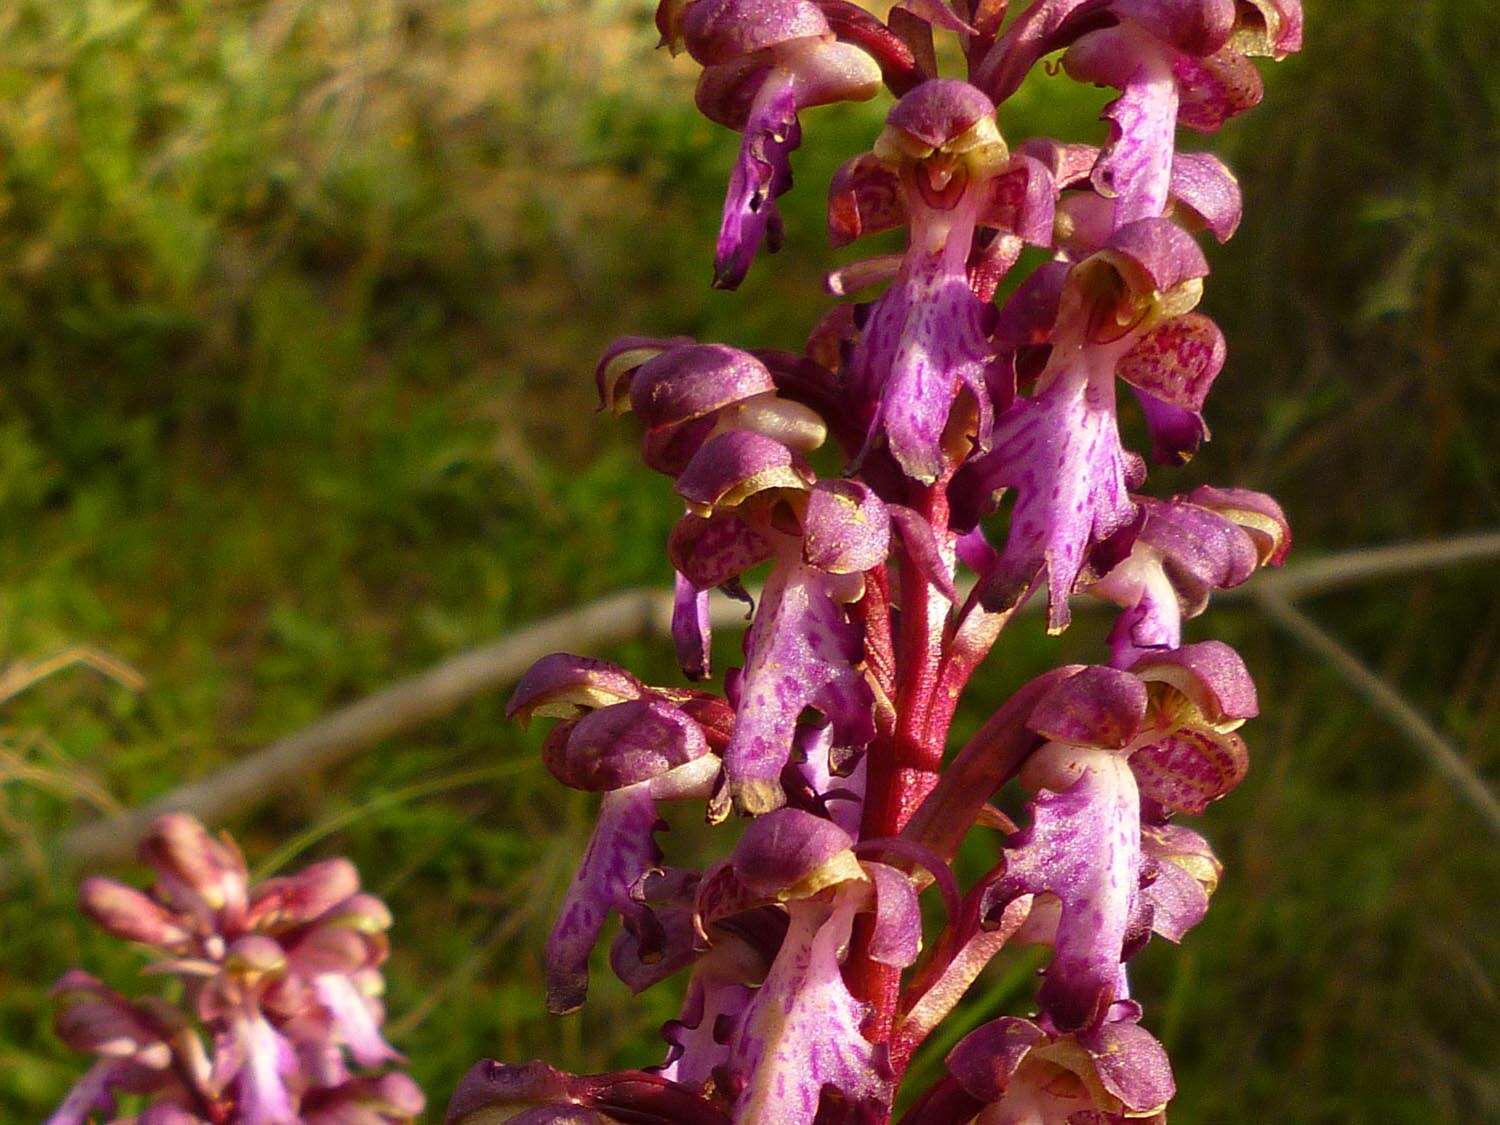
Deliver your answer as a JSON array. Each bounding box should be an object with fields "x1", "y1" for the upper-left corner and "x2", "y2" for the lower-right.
[
  {"x1": 446, "y1": 1, "x2": 1302, "y2": 1122},
  {"x1": 48, "y1": 814, "x2": 423, "y2": 1125}
]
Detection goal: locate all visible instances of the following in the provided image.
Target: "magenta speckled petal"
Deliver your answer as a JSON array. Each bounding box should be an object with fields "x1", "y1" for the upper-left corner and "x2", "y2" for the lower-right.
[
  {"x1": 1136, "y1": 495, "x2": 1259, "y2": 594},
  {"x1": 1130, "y1": 725, "x2": 1248, "y2": 813},
  {"x1": 829, "y1": 153, "x2": 907, "y2": 247},
  {"x1": 670, "y1": 512, "x2": 775, "y2": 589},
  {"x1": 445, "y1": 1060, "x2": 730, "y2": 1125},
  {"x1": 550, "y1": 699, "x2": 710, "y2": 792},
  {"x1": 968, "y1": 351, "x2": 1138, "y2": 630},
  {"x1": 1028, "y1": 666, "x2": 1150, "y2": 750},
  {"x1": 803, "y1": 479, "x2": 891, "y2": 574},
  {"x1": 659, "y1": 969, "x2": 757, "y2": 1090},
  {"x1": 999, "y1": 749, "x2": 1141, "y2": 1031},
  {"x1": 728, "y1": 897, "x2": 890, "y2": 1123},
  {"x1": 1174, "y1": 46, "x2": 1264, "y2": 131},
  {"x1": 507, "y1": 654, "x2": 644, "y2": 725},
  {"x1": 1067, "y1": 27, "x2": 1180, "y2": 226},
  {"x1": 1114, "y1": 0, "x2": 1236, "y2": 54},
  {"x1": 713, "y1": 72, "x2": 801, "y2": 289},
  {"x1": 720, "y1": 564, "x2": 874, "y2": 814},
  {"x1": 672, "y1": 572, "x2": 714, "y2": 681},
  {"x1": 1117, "y1": 312, "x2": 1225, "y2": 411},
  {"x1": 1170, "y1": 151, "x2": 1242, "y2": 241}
]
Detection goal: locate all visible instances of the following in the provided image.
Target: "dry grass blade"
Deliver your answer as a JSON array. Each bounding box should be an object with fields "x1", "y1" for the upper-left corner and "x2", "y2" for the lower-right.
[{"x1": 1254, "y1": 591, "x2": 1500, "y2": 838}]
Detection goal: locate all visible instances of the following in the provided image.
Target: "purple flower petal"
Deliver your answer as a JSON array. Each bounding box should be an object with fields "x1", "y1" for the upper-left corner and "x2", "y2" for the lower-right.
[
  {"x1": 1075, "y1": 1014, "x2": 1175, "y2": 1113},
  {"x1": 1170, "y1": 151, "x2": 1242, "y2": 241},
  {"x1": 1140, "y1": 821, "x2": 1220, "y2": 941},
  {"x1": 630, "y1": 344, "x2": 777, "y2": 431},
  {"x1": 1000, "y1": 747, "x2": 1141, "y2": 1031},
  {"x1": 1174, "y1": 46, "x2": 1264, "y2": 131},
  {"x1": 719, "y1": 564, "x2": 874, "y2": 815},
  {"x1": 713, "y1": 72, "x2": 801, "y2": 289},
  {"x1": 1027, "y1": 666, "x2": 1149, "y2": 750},
  {"x1": 311, "y1": 974, "x2": 398, "y2": 1069},
  {"x1": 1186, "y1": 484, "x2": 1291, "y2": 565},
  {"x1": 673, "y1": 572, "x2": 714, "y2": 681},
  {"x1": 1129, "y1": 724, "x2": 1248, "y2": 813},
  {"x1": 731, "y1": 807, "x2": 858, "y2": 897},
  {"x1": 980, "y1": 154, "x2": 1058, "y2": 246},
  {"x1": 231, "y1": 1016, "x2": 299, "y2": 1125},
  {"x1": 545, "y1": 785, "x2": 664, "y2": 1014},
  {"x1": 670, "y1": 511, "x2": 775, "y2": 589},
  {"x1": 728, "y1": 897, "x2": 891, "y2": 1122},
  {"x1": 946, "y1": 1016, "x2": 1048, "y2": 1103},
  {"x1": 1134, "y1": 387, "x2": 1210, "y2": 465},
  {"x1": 968, "y1": 347, "x2": 1139, "y2": 629},
  {"x1": 1130, "y1": 639, "x2": 1258, "y2": 723},
  {"x1": 677, "y1": 428, "x2": 813, "y2": 512},
  {"x1": 864, "y1": 861, "x2": 922, "y2": 967},
  {"x1": 549, "y1": 699, "x2": 710, "y2": 792},
  {"x1": 1116, "y1": 311, "x2": 1225, "y2": 411},
  {"x1": 851, "y1": 246, "x2": 998, "y2": 483},
  {"x1": 829, "y1": 153, "x2": 907, "y2": 248},
  {"x1": 1066, "y1": 26, "x2": 1181, "y2": 226},
  {"x1": 507, "y1": 655, "x2": 644, "y2": 726},
  {"x1": 802, "y1": 479, "x2": 891, "y2": 574},
  {"x1": 79, "y1": 877, "x2": 192, "y2": 950},
  {"x1": 595, "y1": 336, "x2": 693, "y2": 413}
]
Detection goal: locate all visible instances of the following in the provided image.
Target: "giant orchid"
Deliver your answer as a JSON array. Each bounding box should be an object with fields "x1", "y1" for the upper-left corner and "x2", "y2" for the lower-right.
[
  {"x1": 48, "y1": 815, "x2": 423, "y2": 1125},
  {"x1": 452, "y1": 1, "x2": 1299, "y2": 1122}
]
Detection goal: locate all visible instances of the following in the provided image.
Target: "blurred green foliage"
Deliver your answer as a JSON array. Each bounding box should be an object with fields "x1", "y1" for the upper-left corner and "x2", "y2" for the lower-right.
[{"x1": 0, "y1": 0, "x2": 1495, "y2": 1120}]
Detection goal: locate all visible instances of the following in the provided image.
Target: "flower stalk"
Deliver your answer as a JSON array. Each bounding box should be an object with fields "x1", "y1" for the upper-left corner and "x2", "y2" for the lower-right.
[{"x1": 451, "y1": 0, "x2": 1299, "y2": 1119}]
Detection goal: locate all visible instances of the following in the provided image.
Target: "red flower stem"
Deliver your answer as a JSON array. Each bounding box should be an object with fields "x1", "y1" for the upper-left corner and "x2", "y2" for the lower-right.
[{"x1": 849, "y1": 482, "x2": 954, "y2": 1057}]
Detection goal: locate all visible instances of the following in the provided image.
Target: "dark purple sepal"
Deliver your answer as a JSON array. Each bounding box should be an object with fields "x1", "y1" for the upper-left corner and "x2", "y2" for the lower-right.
[
  {"x1": 1186, "y1": 484, "x2": 1291, "y2": 565},
  {"x1": 731, "y1": 807, "x2": 857, "y2": 897},
  {"x1": 630, "y1": 344, "x2": 777, "y2": 432},
  {"x1": 596, "y1": 335, "x2": 695, "y2": 413},
  {"x1": 549, "y1": 699, "x2": 710, "y2": 792},
  {"x1": 1131, "y1": 639, "x2": 1257, "y2": 723},
  {"x1": 507, "y1": 655, "x2": 644, "y2": 726},
  {"x1": 1027, "y1": 666, "x2": 1149, "y2": 750},
  {"x1": 946, "y1": 1015, "x2": 1049, "y2": 1103},
  {"x1": 678, "y1": 428, "x2": 814, "y2": 512}
]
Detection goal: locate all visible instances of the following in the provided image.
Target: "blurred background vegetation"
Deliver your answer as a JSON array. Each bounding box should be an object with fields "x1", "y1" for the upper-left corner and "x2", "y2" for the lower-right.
[{"x1": 0, "y1": 0, "x2": 1496, "y2": 1120}]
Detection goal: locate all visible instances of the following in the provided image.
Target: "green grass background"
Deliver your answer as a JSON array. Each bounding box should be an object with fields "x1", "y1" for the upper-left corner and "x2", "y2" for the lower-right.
[{"x1": 0, "y1": 0, "x2": 1496, "y2": 1120}]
